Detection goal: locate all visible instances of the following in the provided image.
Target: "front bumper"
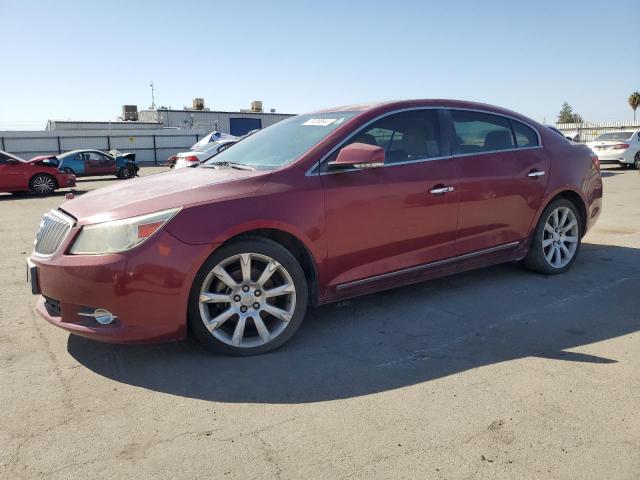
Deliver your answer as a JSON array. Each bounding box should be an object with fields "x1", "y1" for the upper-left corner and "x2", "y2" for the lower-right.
[{"x1": 30, "y1": 229, "x2": 217, "y2": 343}]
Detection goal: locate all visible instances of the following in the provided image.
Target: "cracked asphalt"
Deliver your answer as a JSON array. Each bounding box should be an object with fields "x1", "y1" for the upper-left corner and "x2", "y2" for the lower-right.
[{"x1": 1, "y1": 166, "x2": 639, "y2": 479}]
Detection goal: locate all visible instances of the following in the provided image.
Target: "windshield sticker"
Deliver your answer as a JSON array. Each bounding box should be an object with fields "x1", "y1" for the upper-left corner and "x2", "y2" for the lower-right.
[{"x1": 302, "y1": 118, "x2": 338, "y2": 126}]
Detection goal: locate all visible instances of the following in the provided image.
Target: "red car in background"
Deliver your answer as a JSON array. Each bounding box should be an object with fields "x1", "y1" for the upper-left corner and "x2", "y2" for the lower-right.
[
  {"x1": 27, "y1": 99, "x2": 602, "y2": 356},
  {"x1": 0, "y1": 150, "x2": 76, "y2": 195}
]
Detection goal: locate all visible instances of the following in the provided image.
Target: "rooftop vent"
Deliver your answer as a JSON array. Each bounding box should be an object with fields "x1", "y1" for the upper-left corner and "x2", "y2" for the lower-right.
[
  {"x1": 193, "y1": 98, "x2": 205, "y2": 110},
  {"x1": 251, "y1": 100, "x2": 263, "y2": 113}
]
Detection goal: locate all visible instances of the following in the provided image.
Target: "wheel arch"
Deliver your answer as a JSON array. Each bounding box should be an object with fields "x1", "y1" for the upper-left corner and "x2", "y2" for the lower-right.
[
  {"x1": 221, "y1": 228, "x2": 320, "y2": 306},
  {"x1": 534, "y1": 187, "x2": 588, "y2": 238}
]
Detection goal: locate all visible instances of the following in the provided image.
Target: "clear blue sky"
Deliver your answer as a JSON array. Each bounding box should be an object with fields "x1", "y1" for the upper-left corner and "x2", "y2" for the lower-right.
[{"x1": 1, "y1": 0, "x2": 638, "y2": 129}]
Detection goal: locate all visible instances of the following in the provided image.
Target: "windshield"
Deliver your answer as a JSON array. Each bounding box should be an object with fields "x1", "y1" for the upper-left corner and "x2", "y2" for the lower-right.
[
  {"x1": 202, "y1": 112, "x2": 358, "y2": 170},
  {"x1": 594, "y1": 132, "x2": 633, "y2": 141}
]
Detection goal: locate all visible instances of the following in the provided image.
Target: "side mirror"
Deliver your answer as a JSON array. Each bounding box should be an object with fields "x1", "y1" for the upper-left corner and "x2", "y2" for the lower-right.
[{"x1": 330, "y1": 142, "x2": 385, "y2": 169}]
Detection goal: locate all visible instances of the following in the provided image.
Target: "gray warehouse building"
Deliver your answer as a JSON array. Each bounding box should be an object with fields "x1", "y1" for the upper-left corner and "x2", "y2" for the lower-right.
[{"x1": 138, "y1": 108, "x2": 294, "y2": 137}]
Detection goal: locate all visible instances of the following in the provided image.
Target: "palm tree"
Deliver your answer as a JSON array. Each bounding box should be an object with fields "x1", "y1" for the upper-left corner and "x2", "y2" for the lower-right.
[{"x1": 629, "y1": 92, "x2": 640, "y2": 122}]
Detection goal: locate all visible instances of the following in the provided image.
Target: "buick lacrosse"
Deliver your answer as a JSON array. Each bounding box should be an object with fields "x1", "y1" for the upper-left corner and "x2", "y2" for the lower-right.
[{"x1": 28, "y1": 100, "x2": 603, "y2": 355}]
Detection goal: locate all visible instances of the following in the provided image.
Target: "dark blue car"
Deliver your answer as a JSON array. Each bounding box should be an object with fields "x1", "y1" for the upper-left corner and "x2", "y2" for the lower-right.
[{"x1": 56, "y1": 149, "x2": 139, "y2": 179}]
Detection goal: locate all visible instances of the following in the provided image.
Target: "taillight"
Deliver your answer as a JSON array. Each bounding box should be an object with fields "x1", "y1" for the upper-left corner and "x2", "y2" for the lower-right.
[
  {"x1": 612, "y1": 143, "x2": 630, "y2": 150},
  {"x1": 183, "y1": 155, "x2": 199, "y2": 163},
  {"x1": 590, "y1": 153, "x2": 600, "y2": 171}
]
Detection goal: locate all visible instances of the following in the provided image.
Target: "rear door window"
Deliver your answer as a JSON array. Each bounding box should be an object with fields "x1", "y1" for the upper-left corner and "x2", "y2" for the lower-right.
[
  {"x1": 511, "y1": 120, "x2": 539, "y2": 148},
  {"x1": 450, "y1": 110, "x2": 514, "y2": 153}
]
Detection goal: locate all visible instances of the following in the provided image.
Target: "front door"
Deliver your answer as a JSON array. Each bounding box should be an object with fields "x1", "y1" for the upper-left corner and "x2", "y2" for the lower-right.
[
  {"x1": 447, "y1": 109, "x2": 550, "y2": 254},
  {"x1": 320, "y1": 109, "x2": 459, "y2": 290}
]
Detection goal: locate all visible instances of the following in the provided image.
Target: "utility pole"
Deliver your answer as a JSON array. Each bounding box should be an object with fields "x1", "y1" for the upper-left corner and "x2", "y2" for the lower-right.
[{"x1": 149, "y1": 81, "x2": 156, "y2": 110}]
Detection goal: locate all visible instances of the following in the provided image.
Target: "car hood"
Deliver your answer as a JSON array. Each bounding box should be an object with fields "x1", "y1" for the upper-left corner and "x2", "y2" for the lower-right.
[{"x1": 60, "y1": 167, "x2": 270, "y2": 225}]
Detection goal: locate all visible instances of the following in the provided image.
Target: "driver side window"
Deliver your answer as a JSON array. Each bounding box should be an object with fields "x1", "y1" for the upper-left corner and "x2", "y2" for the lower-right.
[{"x1": 322, "y1": 110, "x2": 443, "y2": 171}]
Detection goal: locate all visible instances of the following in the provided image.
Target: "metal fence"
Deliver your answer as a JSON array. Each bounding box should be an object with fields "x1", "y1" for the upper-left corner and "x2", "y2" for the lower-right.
[
  {"x1": 0, "y1": 131, "x2": 208, "y2": 165},
  {"x1": 555, "y1": 120, "x2": 640, "y2": 143}
]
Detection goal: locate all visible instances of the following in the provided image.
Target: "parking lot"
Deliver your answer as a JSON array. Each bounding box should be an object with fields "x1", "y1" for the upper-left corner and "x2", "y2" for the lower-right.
[{"x1": 1, "y1": 166, "x2": 639, "y2": 479}]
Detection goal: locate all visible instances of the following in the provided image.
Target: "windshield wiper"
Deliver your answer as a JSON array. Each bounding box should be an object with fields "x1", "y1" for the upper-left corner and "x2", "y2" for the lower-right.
[{"x1": 203, "y1": 161, "x2": 255, "y2": 171}]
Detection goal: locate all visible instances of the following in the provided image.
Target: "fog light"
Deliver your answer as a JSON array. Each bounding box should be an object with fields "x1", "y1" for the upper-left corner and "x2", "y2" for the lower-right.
[{"x1": 78, "y1": 308, "x2": 117, "y2": 325}]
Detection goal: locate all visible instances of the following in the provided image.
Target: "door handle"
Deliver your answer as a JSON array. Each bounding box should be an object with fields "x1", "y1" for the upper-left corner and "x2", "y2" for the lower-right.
[
  {"x1": 527, "y1": 169, "x2": 546, "y2": 177},
  {"x1": 430, "y1": 185, "x2": 455, "y2": 195}
]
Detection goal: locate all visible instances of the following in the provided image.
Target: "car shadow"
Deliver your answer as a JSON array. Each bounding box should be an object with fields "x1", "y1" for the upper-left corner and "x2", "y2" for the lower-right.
[
  {"x1": 67, "y1": 243, "x2": 640, "y2": 404},
  {"x1": 0, "y1": 189, "x2": 87, "y2": 201}
]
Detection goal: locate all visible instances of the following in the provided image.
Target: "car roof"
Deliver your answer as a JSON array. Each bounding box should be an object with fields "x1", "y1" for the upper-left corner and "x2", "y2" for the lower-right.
[
  {"x1": 308, "y1": 99, "x2": 542, "y2": 127},
  {"x1": 59, "y1": 149, "x2": 106, "y2": 157}
]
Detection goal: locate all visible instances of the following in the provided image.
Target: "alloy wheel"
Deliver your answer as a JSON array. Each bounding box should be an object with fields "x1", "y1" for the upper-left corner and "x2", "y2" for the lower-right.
[
  {"x1": 542, "y1": 206, "x2": 579, "y2": 268},
  {"x1": 31, "y1": 175, "x2": 55, "y2": 195},
  {"x1": 198, "y1": 253, "x2": 297, "y2": 348}
]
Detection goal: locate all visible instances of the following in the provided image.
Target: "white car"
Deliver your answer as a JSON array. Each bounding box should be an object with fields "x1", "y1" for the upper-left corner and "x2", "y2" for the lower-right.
[
  {"x1": 171, "y1": 140, "x2": 237, "y2": 169},
  {"x1": 587, "y1": 131, "x2": 640, "y2": 169}
]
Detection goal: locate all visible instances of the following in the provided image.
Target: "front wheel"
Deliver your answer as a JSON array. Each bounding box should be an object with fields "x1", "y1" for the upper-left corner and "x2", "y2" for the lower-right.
[
  {"x1": 523, "y1": 199, "x2": 582, "y2": 275},
  {"x1": 188, "y1": 238, "x2": 309, "y2": 356},
  {"x1": 29, "y1": 174, "x2": 57, "y2": 195},
  {"x1": 117, "y1": 166, "x2": 135, "y2": 179}
]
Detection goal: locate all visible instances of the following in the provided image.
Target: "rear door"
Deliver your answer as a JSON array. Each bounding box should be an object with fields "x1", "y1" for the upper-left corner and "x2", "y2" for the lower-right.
[
  {"x1": 320, "y1": 109, "x2": 459, "y2": 290},
  {"x1": 84, "y1": 152, "x2": 116, "y2": 175},
  {"x1": 446, "y1": 109, "x2": 550, "y2": 254}
]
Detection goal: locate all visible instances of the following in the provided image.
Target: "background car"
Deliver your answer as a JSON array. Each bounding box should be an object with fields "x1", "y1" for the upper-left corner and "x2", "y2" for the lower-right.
[
  {"x1": 190, "y1": 131, "x2": 238, "y2": 151},
  {"x1": 587, "y1": 131, "x2": 640, "y2": 169},
  {"x1": 0, "y1": 149, "x2": 76, "y2": 195},
  {"x1": 55, "y1": 149, "x2": 139, "y2": 178},
  {"x1": 168, "y1": 139, "x2": 238, "y2": 169}
]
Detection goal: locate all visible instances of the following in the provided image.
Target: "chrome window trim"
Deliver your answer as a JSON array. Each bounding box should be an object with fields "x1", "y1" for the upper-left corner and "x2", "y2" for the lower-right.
[
  {"x1": 335, "y1": 241, "x2": 520, "y2": 291},
  {"x1": 305, "y1": 106, "x2": 543, "y2": 177}
]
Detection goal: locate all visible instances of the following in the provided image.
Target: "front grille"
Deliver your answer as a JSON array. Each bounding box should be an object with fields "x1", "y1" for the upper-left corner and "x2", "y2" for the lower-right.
[{"x1": 34, "y1": 209, "x2": 74, "y2": 256}]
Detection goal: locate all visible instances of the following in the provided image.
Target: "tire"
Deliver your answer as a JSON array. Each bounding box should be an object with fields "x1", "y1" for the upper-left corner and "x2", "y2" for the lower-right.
[
  {"x1": 188, "y1": 237, "x2": 309, "y2": 356},
  {"x1": 523, "y1": 198, "x2": 582, "y2": 275},
  {"x1": 29, "y1": 174, "x2": 57, "y2": 196},
  {"x1": 634, "y1": 152, "x2": 640, "y2": 170},
  {"x1": 117, "y1": 166, "x2": 135, "y2": 179}
]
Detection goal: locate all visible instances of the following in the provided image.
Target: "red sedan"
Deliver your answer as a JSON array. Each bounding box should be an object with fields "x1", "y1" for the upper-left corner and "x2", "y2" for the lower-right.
[
  {"x1": 28, "y1": 100, "x2": 602, "y2": 355},
  {"x1": 0, "y1": 150, "x2": 76, "y2": 195}
]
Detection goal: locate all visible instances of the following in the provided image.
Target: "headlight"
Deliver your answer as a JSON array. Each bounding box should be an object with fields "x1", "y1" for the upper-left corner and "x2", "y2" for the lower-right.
[{"x1": 69, "y1": 208, "x2": 180, "y2": 255}]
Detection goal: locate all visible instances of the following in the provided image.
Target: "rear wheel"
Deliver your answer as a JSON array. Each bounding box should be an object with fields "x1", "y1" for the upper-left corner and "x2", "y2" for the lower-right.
[
  {"x1": 524, "y1": 199, "x2": 582, "y2": 275},
  {"x1": 29, "y1": 174, "x2": 57, "y2": 195},
  {"x1": 188, "y1": 238, "x2": 309, "y2": 356},
  {"x1": 634, "y1": 152, "x2": 640, "y2": 170}
]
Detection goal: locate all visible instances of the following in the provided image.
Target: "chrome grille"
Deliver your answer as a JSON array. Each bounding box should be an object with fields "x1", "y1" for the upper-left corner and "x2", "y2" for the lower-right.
[{"x1": 34, "y1": 210, "x2": 74, "y2": 256}]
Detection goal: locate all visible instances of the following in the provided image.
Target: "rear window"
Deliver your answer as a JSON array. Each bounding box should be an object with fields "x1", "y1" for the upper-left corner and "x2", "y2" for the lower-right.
[{"x1": 594, "y1": 132, "x2": 633, "y2": 141}]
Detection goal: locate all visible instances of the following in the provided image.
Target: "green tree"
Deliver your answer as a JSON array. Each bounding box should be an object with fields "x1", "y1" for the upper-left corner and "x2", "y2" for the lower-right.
[
  {"x1": 629, "y1": 92, "x2": 640, "y2": 122},
  {"x1": 557, "y1": 102, "x2": 583, "y2": 124}
]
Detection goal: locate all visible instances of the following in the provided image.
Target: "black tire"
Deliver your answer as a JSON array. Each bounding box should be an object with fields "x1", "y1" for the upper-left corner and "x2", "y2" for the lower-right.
[
  {"x1": 523, "y1": 198, "x2": 583, "y2": 275},
  {"x1": 188, "y1": 237, "x2": 309, "y2": 356},
  {"x1": 117, "y1": 166, "x2": 135, "y2": 179},
  {"x1": 634, "y1": 152, "x2": 640, "y2": 170},
  {"x1": 29, "y1": 174, "x2": 57, "y2": 196}
]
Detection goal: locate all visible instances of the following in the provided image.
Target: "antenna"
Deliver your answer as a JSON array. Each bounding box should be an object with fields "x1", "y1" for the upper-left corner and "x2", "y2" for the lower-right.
[{"x1": 149, "y1": 81, "x2": 156, "y2": 110}]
